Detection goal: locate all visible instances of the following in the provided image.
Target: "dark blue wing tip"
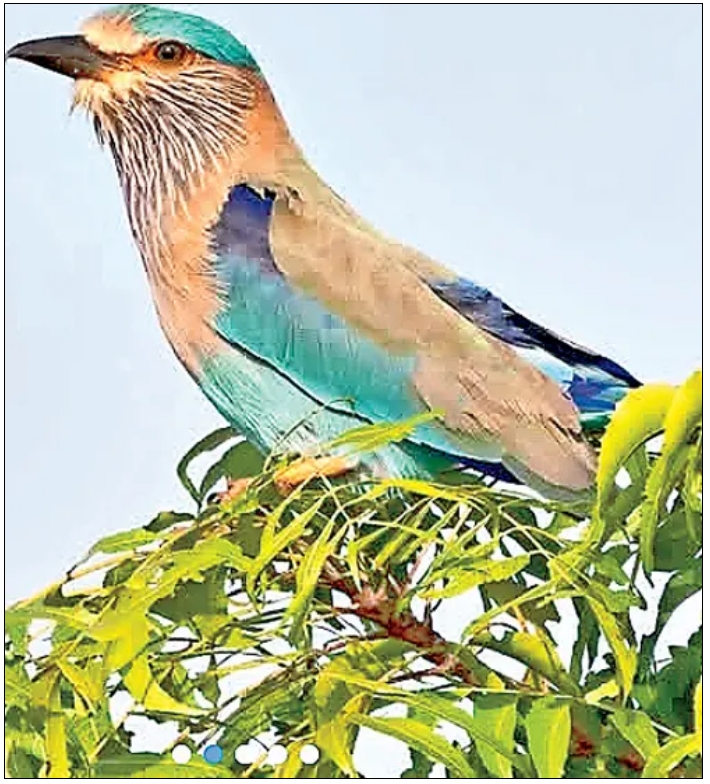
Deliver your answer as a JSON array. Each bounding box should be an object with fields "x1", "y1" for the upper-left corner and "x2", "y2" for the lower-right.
[{"x1": 430, "y1": 276, "x2": 641, "y2": 390}]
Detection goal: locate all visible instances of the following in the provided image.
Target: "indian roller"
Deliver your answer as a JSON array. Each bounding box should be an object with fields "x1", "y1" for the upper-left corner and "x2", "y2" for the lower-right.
[{"x1": 7, "y1": 5, "x2": 640, "y2": 499}]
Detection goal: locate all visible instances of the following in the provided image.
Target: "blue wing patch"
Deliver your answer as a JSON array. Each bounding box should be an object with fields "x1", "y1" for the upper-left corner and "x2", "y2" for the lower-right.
[
  {"x1": 429, "y1": 278, "x2": 640, "y2": 426},
  {"x1": 212, "y1": 184, "x2": 279, "y2": 274}
]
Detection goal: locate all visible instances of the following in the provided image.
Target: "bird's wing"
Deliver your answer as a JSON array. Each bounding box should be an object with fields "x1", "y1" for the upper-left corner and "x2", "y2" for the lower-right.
[
  {"x1": 208, "y1": 182, "x2": 597, "y2": 493},
  {"x1": 414, "y1": 273, "x2": 640, "y2": 429}
]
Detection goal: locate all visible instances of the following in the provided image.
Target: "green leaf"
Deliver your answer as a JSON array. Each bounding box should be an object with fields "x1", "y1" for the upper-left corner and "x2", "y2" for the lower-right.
[
  {"x1": 526, "y1": 698, "x2": 572, "y2": 778},
  {"x1": 89, "y1": 527, "x2": 158, "y2": 556},
  {"x1": 57, "y1": 660, "x2": 105, "y2": 709},
  {"x1": 247, "y1": 499, "x2": 324, "y2": 596},
  {"x1": 471, "y1": 693, "x2": 518, "y2": 778},
  {"x1": 153, "y1": 573, "x2": 228, "y2": 624},
  {"x1": 350, "y1": 715, "x2": 476, "y2": 778},
  {"x1": 638, "y1": 373, "x2": 701, "y2": 571},
  {"x1": 47, "y1": 675, "x2": 71, "y2": 779},
  {"x1": 585, "y1": 679, "x2": 620, "y2": 705},
  {"x1": 91, "y1": 540, "x2": 251, "y2": 642},
  {"x1": 642, "y1": 734, "x2": 701, "y2": 778},
  {"x1": 132, "y1": 763, "x2": 234, "y2": 778},
  {"x1": 198, "y1": 440, "x2": 265, "y2": 502},
  {"x1": 327, "y1": 411, "x2": 441, "y2": 455},
  {"x1": 176, "y1": 427, "x2": 236, "y2": 503},
  {"x1": 656, "y1": 372, "x2": 702, "y2": 463},
  {"x1": 484, "y1": 581, "x2": 561, "y2": 626},
  {"x1": 593, "y1": 550, "x2": 631, "y2": 585},
  {"x1": 464, "y1": 581, "x2": 553, "y2": 640},
  {"x1": 635, "y1": 631, "x2": 702, "y2": 732},
  {"x1": 146, "y1": 511, "x2": 195, "y2": 533},
  {"x1": 5, "y1": 664, "x2": 32, "y2": 709},
  {"x1": 648, "y1": 558, "x2": 702, "y2": 648},
  {"x1": 287, "y1": 519, "x2": 343, "y2": 645},
  {"x1": 372, "y1": 498, "x2": 445, "y2": 570},
  {"x1": 323, "y1": 669, "x2": 529, "y2": 774},
  {"x1": 652, "y1": 509, "x2": 702, "y2": 572},
  {"x1": 94, "y1": 754, "x2": 233, "y2": 779},
  {"x1": 104, "y1": 611, "x2": 150, "y2": 672},
  {"x1": 274, "y1": 744, "x2": 305, "y2": 779},
  {"x1": 7, "y1": 604, "x2": 97, "y2": 634},
  {"x1": 597, "y1": 384, "x2": 676, "y2": 507},
  {"x1": 588, "y1": 599, "x2": 637, "y2": 699},
  {"x1": 610, "y1": 709, "x2": 660, "y2": 760},
  {"x1": 313, "y1": 657, "x2": 366, "y2": 777},
  {"x1": 6, "y1": 743, "x2": 43, "y2": 779},
  {"x1": 123, "y1": 658, "x2": 203, "y2": 716},
  {"x1": 640, "y1": 447, "x2": 694, "y2": 573},
  {"x1": 683, "y1": 436, "x2": 702, "y2": 513},
  {"x1": 93, "y1": 754, "x2": 164, "y2": 778},
  {"x1": 422, "y1": 554, "x2": 530, "y2": 600},
  {"x1": 470, "y1": 629, "x2": 579, "y2": 695},
  {"x1": 401, "y1": 706, "x2": 439, "y2": 779}
]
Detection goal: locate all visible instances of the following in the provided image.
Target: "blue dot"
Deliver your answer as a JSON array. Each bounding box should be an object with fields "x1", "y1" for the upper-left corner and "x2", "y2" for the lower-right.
[{"x1": 204, "y1": 745, "x2": 224, "y2": 765}]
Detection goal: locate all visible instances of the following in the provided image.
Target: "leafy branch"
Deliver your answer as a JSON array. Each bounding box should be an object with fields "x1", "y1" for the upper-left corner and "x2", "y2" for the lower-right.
[{"x1": 5, "y1": 372, "x2": 702, "y2": 779}]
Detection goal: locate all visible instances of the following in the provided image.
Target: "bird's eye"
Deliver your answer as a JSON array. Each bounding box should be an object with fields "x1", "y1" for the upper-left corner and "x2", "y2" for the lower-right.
[{"x1": 154, "y1": 41, "x2": 188, "y2": 64}]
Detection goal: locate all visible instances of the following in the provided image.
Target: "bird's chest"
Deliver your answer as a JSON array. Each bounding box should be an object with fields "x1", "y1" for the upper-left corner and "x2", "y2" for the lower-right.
[{"x1": 143, "y1": 186, "x2": 280, "y2": 367}]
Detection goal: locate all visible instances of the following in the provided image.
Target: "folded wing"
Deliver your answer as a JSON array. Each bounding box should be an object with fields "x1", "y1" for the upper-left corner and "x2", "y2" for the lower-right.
[{"x1": 207, "y1": 182, "x2": 600, "y2": 494}]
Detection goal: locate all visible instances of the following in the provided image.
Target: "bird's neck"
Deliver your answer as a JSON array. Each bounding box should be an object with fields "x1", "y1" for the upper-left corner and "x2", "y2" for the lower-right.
[
  {"x1": 116, "y1": 74, "x2": 319, "y2": 371},
  {"x1": 107, "y1": 72, "x2": 298, "y2": 250}
]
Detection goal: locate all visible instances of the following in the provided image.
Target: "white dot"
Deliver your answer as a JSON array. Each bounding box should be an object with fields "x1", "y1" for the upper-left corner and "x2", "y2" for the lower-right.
[
  {"x1": 172, "y1": 745, "x2": 192, "y2": 765},
  {"x1": 267, "y1": 745, "x2": 288, "y2": 766},
  {"x1": 235, "y1": 744, "x2": 260, "y2": 765},
  {"x1": 300, "y1": 744, "x2": 320, "y2": 765}
]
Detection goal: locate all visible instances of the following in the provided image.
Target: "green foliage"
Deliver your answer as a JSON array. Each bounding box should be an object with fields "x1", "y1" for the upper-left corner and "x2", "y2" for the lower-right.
[{"x1": 5, "y1": 372, "x2": 702, "y2": 778}]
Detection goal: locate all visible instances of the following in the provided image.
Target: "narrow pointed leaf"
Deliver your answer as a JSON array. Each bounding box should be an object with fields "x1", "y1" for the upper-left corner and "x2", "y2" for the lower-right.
[
  {"x1": 526, "y1": 698, "x2": 571, "y2": 778},
  {"x1": 324, "y1": 670, "x2": 529, "y2": 774},
  {"x1": 123, "y1": 658, "x2": 203, "y2": 716},
  {"x1": 57, "y1": 660, "x2": 104, "y2": 709},
  {"x1": 287, "y1": 519, "x2": 342, "y2": 644},
  {"x1": 471, "y1": 693, "x2": 518, "y2": 778},
  {"x1": 350, "y1": 715, "x2": 476, "y2": 779},
  {"x1": 597, "y1": 385, "x2": 675, "y2": 507},
  {"x1": 642, "y1": 735, "x2": 701, "y2": 778},
  {"x1": 176, "y1": 427, "x2": 236, "y2": 503},
  {"x1": 247, "y1": 500, "x2": 324, "y2": 595},
  {"x1": 47, "y1": 675, "x2": 71, "y2": 779},
  {"x1": 589, "y1": 599, "x2": 637, "y2": 698},
  {"x1": 610, "y1": 709, "x2": 660, "y2": 760},
  {"x1": 89, "y1": 528, "x2": 159, "y2": 555},
  {"x1": 422, "y1": 554, "x2": 529, "y2": 600}
]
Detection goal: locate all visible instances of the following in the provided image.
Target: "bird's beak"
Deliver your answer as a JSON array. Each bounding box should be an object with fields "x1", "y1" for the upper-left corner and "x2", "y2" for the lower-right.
[{"x1": 6, "y1": 35, "x2": 111, "y2": 80}]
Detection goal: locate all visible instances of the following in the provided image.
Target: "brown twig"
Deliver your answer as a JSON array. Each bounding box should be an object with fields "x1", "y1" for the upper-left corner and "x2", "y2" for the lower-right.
[
  {"x1": 321, "y1": 561, "x2": 479, "y2": 685},
  {"x1": 318, "y1": 560, "x2": 651, "y2": 775}
]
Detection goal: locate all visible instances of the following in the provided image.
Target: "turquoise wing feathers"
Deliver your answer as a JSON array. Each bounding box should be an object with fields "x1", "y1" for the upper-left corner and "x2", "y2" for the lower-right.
[{"x1": 200, "y1": 182, "x2": 606, "y2": 495}]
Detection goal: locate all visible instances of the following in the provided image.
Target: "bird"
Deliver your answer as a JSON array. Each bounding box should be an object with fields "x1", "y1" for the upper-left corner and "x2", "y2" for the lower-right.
[{"x1": 7, "y1": 4, "x2": 640, "y2": 500}]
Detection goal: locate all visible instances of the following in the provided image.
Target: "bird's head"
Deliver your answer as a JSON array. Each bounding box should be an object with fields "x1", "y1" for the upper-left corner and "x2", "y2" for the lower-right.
[{"x1": 7, "y1": 5, "x2": 280, "y2": 218}]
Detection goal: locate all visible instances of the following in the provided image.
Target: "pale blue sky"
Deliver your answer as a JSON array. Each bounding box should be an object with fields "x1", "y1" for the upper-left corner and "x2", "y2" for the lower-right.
[{"x1": 5, "y1": 3, "x2": 701, "y2": 607}]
